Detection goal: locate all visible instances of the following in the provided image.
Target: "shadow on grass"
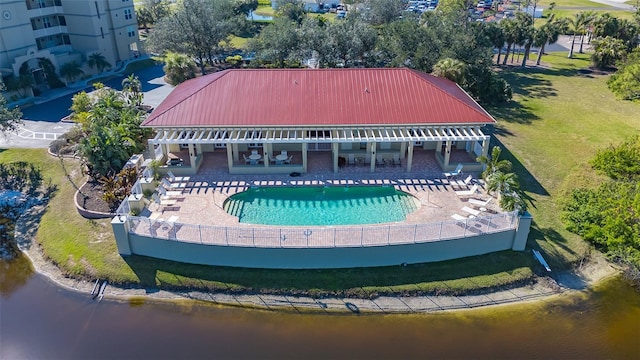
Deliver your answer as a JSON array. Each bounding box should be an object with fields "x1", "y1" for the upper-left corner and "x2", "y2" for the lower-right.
[
  {"x1": 527, "y1": 223, "x2": 578, "y2": 272},
  {"x1": 123, "y1": 250, "x2": 535, "y2": 298},
  {"x1": 488, "y1": 137, "x2": 549, "y2": 199}
]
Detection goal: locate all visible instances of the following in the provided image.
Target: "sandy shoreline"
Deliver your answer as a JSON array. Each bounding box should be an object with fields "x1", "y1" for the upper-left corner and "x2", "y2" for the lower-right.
[{"x1": 14, "y1": 205, "x2": 621, "y2": 314}]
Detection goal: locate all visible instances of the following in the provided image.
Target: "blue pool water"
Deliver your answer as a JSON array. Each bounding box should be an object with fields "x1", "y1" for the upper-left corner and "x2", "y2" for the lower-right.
[{"x1": 223, "y1": 186, "x2": 419, "y2": 226}]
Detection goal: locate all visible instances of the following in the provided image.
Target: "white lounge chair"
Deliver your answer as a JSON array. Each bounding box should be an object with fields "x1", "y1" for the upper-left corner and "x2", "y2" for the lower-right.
[
  {"x1": 158, "y1": 186, "x2": 183, "y2": 198},
  {"x1": 451, "y1": 214, "x2": 467, "y2": 221},
  {"x1": 453, "y1": 175, "x2": 474, "y2": 188},
  {"x1": 468, "y1": 197, "x2": 492, "y2": 207},
  {"x1": 161, "y1": 178, "x2": 185, "y2": 190},
  {"x1": 461, "y1": 206, "x2": 481, "y2": 217},
  {"x1": 455, "y1": 184, "x2": 479, "y2": 196},
  {"x1": 167, "y1": 170, "x2": 189, "y2": 183},
  {"x1": 152, "y1": 193, "x2": 176, "y2": 212},
  {"x1": 443, "y1": 163, "x2": 463, "y2": 179},
  {"x1": 376, "y1": 155, "x2": 385, "y2": 167}
]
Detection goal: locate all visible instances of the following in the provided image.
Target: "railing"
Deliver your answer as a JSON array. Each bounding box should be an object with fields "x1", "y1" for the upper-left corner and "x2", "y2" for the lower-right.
[{"x1": 125, "y1": 211, "x2": 519, "y2": 248}]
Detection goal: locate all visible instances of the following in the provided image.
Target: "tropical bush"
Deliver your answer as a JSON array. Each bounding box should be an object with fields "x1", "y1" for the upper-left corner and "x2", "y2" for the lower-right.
[
  {"x1": 608, "y1": 48, "x2": 640, "y2": 101},
  {"x1": 562, "y1": 137, "x2": 640, "y2": 271},
  {"x1": 163, "y1": 52, "x2": 197, "y2": 85}
]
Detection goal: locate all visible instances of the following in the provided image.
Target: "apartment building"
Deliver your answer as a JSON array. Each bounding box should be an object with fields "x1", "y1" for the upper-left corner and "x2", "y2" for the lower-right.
[{"x1": 0, "y1": 0, "x2": 139, "y2": 88}]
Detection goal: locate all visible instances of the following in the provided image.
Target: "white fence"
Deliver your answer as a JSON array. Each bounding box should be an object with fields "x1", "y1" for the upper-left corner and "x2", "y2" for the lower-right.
[{"x1": 126, "y1": 211, "x2": 519, "y2": 248}]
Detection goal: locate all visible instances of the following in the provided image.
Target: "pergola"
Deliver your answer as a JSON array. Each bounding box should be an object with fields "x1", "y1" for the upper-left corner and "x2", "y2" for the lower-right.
[{"x1": 149, "y1": 124, "x2": 490, "y2": 173}]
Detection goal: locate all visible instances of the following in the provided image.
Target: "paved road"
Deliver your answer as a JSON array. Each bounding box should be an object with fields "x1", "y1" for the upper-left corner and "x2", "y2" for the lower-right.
[
  {"x1": 2, "y1": 64, "x2": 174, "y2": 149},
  {"x1": 21, "y1": 64, "x2": 169, "y2": 123}
]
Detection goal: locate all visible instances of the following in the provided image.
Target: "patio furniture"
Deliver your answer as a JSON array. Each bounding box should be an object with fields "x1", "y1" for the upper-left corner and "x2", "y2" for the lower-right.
[
  {"x1": 276, "y1": 154, "x2": 293, "y2": 165},
  {"x1": 280, "y1": 150, "x2": 287, "y2": 156},
  {"x1": 455, "y1": 184, "x2": 479, "y2": 196},
  {"x1": 161, "y1": 178, "x2": 185, "y2": 189},
  {"x1": 167, "y1": 170, "x2": 189, "y2": 183},
  {"x1": 284, "y1": 155, "x2": 293, "y2": 165},
  {"x1": 393, "y1": 153, "x2": 401, "y2": 167},
  {"x1": 355, "y1": 156, "x2": 365, "y2": 166},
  {"x1": 251, "y1": 149, "x2": 258, "y2": 156},
  {"x1": 468, "y1": 197, "x2": 492, "y2": 208},
  {"x1": 451, "y1": 214, "x2": 467, "y2": 221},
  {"x1": 461, "y1": 206, "x2": 481, "y2": 217},
  {"x1": 269, "y1": 155, "x2": 277, "y2": 164},
  {"x1": 158, "y1": 186, "x2": 183, "y2": 198},
  {"x1": 243, "y1": 154, "x2": 251, "y2": 165},
  {"x1": 453, "y1": 175, "x2": 474, "y2": 189},
  {"x1": 443, "y1": 163, "x2": 463, "y2": 180},
  {"x1": 376, "y1": 155, "x2": 385, "y2": 167},
  {"x1": 348, "y1": 154, "x2": 355, "y2": 166},
  {"x1": 152, "y1": 193, "x2": 177, "y2": 212}
]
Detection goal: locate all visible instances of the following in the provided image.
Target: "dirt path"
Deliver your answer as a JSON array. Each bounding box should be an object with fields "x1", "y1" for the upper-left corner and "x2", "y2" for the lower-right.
[{"x1": 14, "y1": 205, "x2": 621, "y2": 314}]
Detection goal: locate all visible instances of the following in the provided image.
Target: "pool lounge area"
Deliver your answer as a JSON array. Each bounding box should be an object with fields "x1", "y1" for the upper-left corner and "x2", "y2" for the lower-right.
[{"x1": 112, "y1": 152, "x2": 532, "y2": 269}]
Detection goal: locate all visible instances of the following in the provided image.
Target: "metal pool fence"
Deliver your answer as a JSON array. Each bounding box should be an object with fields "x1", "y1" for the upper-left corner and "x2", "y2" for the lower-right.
[{"x1": 125, "y1": 211, "x2": 519, "y2": 248}]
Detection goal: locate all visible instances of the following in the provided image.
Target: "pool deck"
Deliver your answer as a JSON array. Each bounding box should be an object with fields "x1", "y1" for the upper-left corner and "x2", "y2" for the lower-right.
[{"x1": 141, "y1": 150, "x2": 501, "y2": 228}]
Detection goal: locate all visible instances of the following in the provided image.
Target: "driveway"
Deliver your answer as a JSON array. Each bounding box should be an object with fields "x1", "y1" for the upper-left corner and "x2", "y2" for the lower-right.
[{"x1": 2, "y1": 63, "x2": 174, "y2": 149}]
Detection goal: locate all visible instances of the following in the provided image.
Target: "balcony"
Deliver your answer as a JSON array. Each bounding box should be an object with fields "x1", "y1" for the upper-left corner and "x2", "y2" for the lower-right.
[
  {"x1": 33, "y1": 25, "x2": 68, "y2": 38},
  {"x1": 27, "y1": 6, "x2": 64, "y2": 18},
  {"x1": 25, "y1": 0, "x2": 62, "y2": 10}
]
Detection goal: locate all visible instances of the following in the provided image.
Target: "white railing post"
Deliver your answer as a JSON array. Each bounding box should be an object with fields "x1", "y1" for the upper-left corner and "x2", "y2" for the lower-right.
[
  {"x1": 198, "y1": 224, "x2": 202, "y2": 244},
  {"x1": 334, "y1": 228, "x2": 336, "y2": 247},
  {"x1": 360, "y1": 228, "x2": 364, "y2": 247},
  {"x1": 413, "y1": 225, "x2": 418, "y2": 243},
  {"x1": 439, "y1": 221, "x2": 443, "y2": 240},
  {"x1": 387, "y1": 226, "x2": 391, "y2": 245}
]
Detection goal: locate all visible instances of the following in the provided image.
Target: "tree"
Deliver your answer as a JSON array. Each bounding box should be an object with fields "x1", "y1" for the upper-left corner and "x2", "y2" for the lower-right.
[
  {"x1": 500, "y1": 18, "x2": 519, "y2": 65},
  {"x1": 477, "y1": 146, "x2": 512, "y2": 181},
  {"x1": 163, "y1": 52, "x2": 197, "y2": 85},
  {"x1": 608, "y1": 49, "x2": 640, "y2": 100},
  {"x1": 533, "y1": 16, "x2": 567, "y2": 66},
  {"x1": 567, "y1": 12, "x2": 594, "y2": 58},
  {"x1": 146, "y1": 0, "x2": 238, "y2": 75},
  {"x1": 275, "y1": 0, "x2": 306, "y2": 24},
  {"x1": 432, "y1": 58, "x2": 466, "y2": 84},
  {"x1": 365, "y1": 0, "x2": 405, "y2": 26},
  {"x1": 59, "y1": 61, "x2": 84, "y2": 83},
  {"x1": 325, "y1": 16, "x2": 378, "y2": 68},
  {"x1": 591, "y1": 36, "x2": 626, "y2": 69},
  {"x1": 248, "y1": 17, "x2": 301, "y2": 68},
  {"x1": 0, "y1": 86, "x2": 23, "y2": 135},
  {"x1": 515, "y1": 14, "x2": 535, "y2": 67},
  {"x1": 122, "y1": 74, "x2": 143, "y2": 106},
  {"x1": 87, "y1": 52, "x2": 112, "y2": 73},
  {"x1": 4, "y1": 74, "x2": 34, "y2": 98},
  {"x1": 485, "y1": 22, "x2": 506, "y2": 65}
]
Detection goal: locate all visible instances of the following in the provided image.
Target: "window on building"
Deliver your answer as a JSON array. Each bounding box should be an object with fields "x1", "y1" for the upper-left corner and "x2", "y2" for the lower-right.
[
  {"x1": 127, "y1": 26, "x2": 136, "y2": 37},
  {"x1": 58, "y1": 16, "x2": 66, "y2": 26},
  {"x1": 124, "y1": 8, "x2": 132, "y2": 20},
  {"x1": 42, "y1": 17, "x2": 52, "y2": 28}
]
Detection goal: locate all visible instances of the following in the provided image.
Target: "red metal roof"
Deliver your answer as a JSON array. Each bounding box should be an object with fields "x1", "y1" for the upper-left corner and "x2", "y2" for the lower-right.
[{"x1": 142, "y1": 68, "x2": 496, "y2": 128}]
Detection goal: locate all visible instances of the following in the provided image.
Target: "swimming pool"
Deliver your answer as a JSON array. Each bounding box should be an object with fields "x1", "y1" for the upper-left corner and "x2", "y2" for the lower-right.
[{"x1": 223, "y1": 186, "x2": 419, "y2": 226}]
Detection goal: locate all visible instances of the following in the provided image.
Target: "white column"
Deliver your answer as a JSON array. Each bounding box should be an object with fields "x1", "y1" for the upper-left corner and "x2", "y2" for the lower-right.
[
  {"x1": 370, "y1": 142, "x2": 377, "y2": 173},
  {"x1": 400, "y1": 142, "x2": 407, "y2": 159},
  {"x1": 444, "y1": 140, "x2": 452, "y2": 168},
  {"x1": 188, "y1": 143, "x2": 196, "y2": 171},
  {"x1": 226, "y1": 143, "x2": 234, "y2": 170},
  {"x1": 407, "y1": 142, "x2": 414, "y2": 172},
  {"x1": 332, "y1": 142, "x2": 339, "y2": 173},
  {"x1": 302, "y1": 143, "x2": 308, "y2": 173},
  {"x1": 232, "y1": 144, "x2": 239, "y2": 162},
  {"x1": 264, "y1": 143, "x2": 271, "y2": 168},
  {"x1": 482, "y1": 138, "x2": 490, "y2": 158}
]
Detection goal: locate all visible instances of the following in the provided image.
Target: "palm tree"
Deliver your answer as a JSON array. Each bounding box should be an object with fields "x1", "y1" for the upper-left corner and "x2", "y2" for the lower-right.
[
  {"x1": 567, "y1": 12, "x2": 594, "y2": 58},
  {"x1": 501, "y1": 19, "x2": 519, "y2": 65},
  {"x1": 122, "y1": 74, "x2": 143, "y2": 106},
  {"x1": 590, "y1": 36, "x2": 626, "y2": 69},
  {"x1": 163, "y1": 52, "x2": 197, "y2": 85},
  {"x1": 59, "y1": 62, "x2": 84, "y2": 84},
  {"x1": 432, "y1": 58, "x2": 466, "y2": 84},
  {"x1": 485, "y1": 22, "x2": 506, "y2": 65},
  {"x1": 476, "y1": 146, "x2": 512, "y2": 181},
  {"x1": 533, "y1": 16, "x2": 567, "y2": 66},
  {"x1": 578, "y1": 11, "x2": 596, "y2": 54},
  {"x1": 87, "y1": 52, "x2": 112, "y2": 73}
]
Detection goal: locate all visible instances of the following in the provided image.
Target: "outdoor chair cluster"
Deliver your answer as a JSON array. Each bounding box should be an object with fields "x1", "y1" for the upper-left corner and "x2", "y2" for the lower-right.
[{"x1": 152, "y1": 171, "x2": 188, "y2": 212}]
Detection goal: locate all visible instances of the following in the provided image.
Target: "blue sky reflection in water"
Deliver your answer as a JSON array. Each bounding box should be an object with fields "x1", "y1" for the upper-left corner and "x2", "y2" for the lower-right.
[
  {"x1": 1, "y1": 254, "x2": 640, "y2": 359},
  {"x1": 223, "y1": 186, "x2": 419, "y2": 226}
]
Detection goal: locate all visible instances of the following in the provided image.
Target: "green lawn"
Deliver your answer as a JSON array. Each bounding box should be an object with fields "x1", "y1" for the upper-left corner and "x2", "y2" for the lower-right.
[
  {"x1": 487, "y1": 52, "x2": 640, "y2": 268},
  {"x1": 543, "y1": 8, "x2": 636, "y2": 20},
  {"x1": 254, "y1": 4, "x2": 275, "y2": 16},
  {"x1": 537, "y1": 0, "x2": 612, "y2": 7}
]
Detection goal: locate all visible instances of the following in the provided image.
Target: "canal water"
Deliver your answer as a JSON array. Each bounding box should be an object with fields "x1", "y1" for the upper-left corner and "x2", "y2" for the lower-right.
[{"x1": 1, "y1": 253, "x2": 639, "y2": 359}]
